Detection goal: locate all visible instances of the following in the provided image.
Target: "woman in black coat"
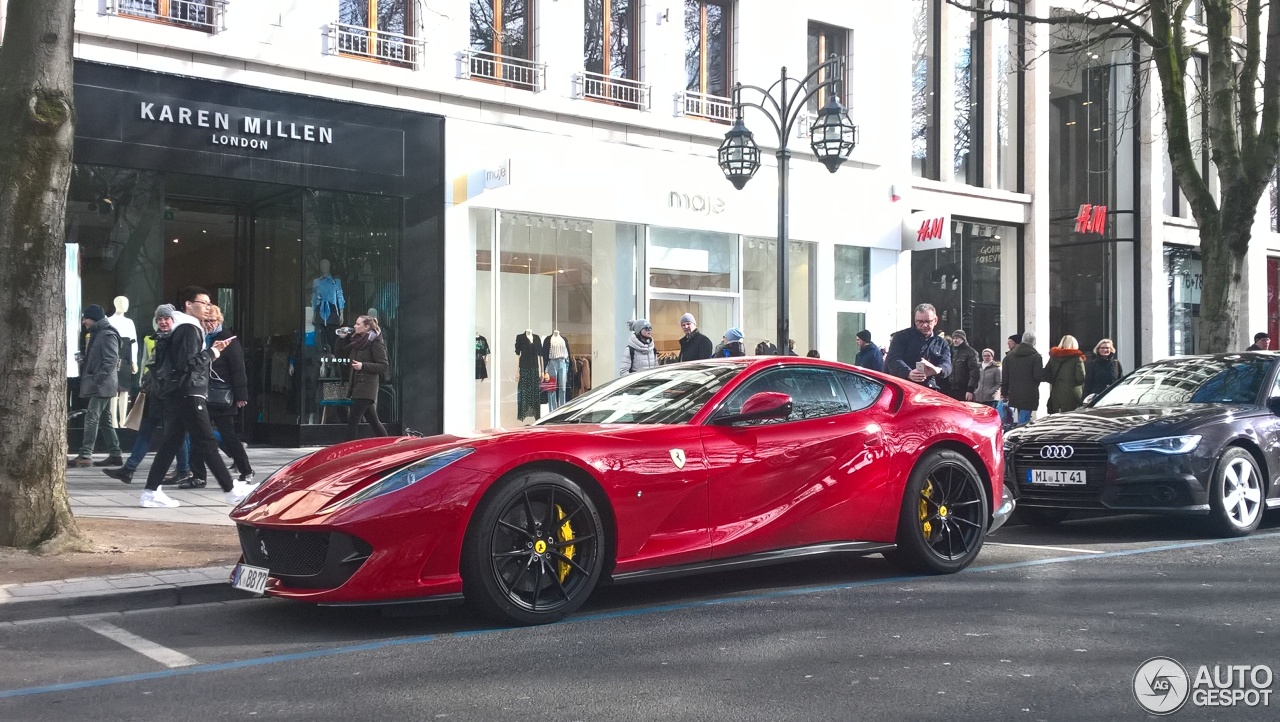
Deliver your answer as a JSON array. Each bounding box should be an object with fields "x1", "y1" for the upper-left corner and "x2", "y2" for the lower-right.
[
  {"x1": 336, "y1": 315, "x2": 390, "y2": 439},
  {"x1": 187, "y1": 304, "x2": 254, "y2": 487},
  {"x1": 1083, "y1": 338, "x2": 1123, "y2": 400}
]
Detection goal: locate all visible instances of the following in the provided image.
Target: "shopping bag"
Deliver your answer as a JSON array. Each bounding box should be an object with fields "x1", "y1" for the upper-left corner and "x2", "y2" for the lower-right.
[
  {"x1": 539, "y1": 374, "x2": 557, "y2": 392},
  {"x1": 123, "y1": 392, "x2": 147, "y2": 431}
]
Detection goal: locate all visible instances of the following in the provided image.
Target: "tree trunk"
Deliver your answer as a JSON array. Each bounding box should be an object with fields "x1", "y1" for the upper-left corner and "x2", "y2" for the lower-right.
[
  {"x1": 1197, "y1": 225, "x2": 1249, "y2": 353},
  {"x1": 0, "y1": 0, "x2": 82, "y2": 548}
]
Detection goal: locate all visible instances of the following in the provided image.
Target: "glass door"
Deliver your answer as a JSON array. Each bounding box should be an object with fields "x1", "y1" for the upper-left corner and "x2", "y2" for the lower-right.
[
  {"x1": 247, "y1": 191, "x2": 304, "y2": 440},
  {"x1": 650, "y1": 294, "x2": 736, "y2": 360}
]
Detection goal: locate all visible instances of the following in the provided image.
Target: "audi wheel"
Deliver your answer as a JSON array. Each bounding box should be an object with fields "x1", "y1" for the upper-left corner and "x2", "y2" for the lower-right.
[{"x1": 1206, "y1": 447, "x2": 1264, "y2": 538}]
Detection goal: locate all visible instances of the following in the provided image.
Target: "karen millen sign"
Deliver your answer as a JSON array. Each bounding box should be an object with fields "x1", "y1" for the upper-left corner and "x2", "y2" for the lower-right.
[{"x1": 137, "y1": 100, "x2": 335, "y2": 151}]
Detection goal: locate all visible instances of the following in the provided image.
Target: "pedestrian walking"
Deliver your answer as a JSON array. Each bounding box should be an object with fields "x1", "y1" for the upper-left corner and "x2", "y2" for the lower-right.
[
  {"x1": 944, "y1": 329, "x2": 980, "y2": 402},
  {"x1": 1000, "y1": 331, "x2": 1043, "y2": 425},
  {"x1": 102, "y1": 305, "x2": 192, "y2": 484},
  {"x1": 138, "y1": 286, "x2": 254, "y2": 509},
  {"x1": 188, "y1": 304, "x2": 255, "y2": 485},
  {"x1": 854, "y1": 330, "x2": 884, "y2": 372},
  {"x1": 885, "y1": 303, "x2": 952, "y2": 390},
  {"x1": 1083, "y1": 338, "x2": 1123, "y2": 400},
  {"x1": 718, "y1": 328, "x2": 747, "y2": 357},
  {"x1": 1044, "y1": 334, "x2": 1087, "y2": 414},
  {"x1": 619, "y1": 319, "x2": 658, "y2": 375},
  {"x1": 677, "y1": 313, "x2": 713, "y2": 361},
  {"x1": 335, "y1": 314, "x2": 390, "y2": 439},
  {"x1": 69, "y1": 304, "x2": 124, "y2": 468},
  {"x1": 1246, "y1": 332, "x2": 1271, "y2": 351}
]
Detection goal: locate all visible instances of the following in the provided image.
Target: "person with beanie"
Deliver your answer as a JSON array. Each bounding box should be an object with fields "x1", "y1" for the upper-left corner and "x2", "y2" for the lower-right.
[
  {"x1": 943, "y1": 329, "x2": 981, "y2": 402},
  {"x1": 1001, "y1": 331, "x2": 1043, "y2": 425},
  {"x1": 678, "y1": 312, "x2": 713, "y2": 362},
  {"x1": 619, "y1": 319, "x2": 658, "y2": 376},
  {"x1": 70, "y1": 304, "x2": 124, "y2": 467},
  {"x1": 854, "y1": 329, "x2": 883, "y2": 371},
  {"x1": 719, "y1": 327, "x2": 746, "y2": 357}
]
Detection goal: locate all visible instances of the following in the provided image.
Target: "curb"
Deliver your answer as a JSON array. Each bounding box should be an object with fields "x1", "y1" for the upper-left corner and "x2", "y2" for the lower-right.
[{"x1": 0, "y1": 572, "x2": 254, "y2": 624}]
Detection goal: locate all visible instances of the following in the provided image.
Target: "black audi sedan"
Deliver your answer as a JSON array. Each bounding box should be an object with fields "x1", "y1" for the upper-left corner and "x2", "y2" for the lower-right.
[{"x1": 1004, "y1": 353, "x2": 1280, "y2": 536}]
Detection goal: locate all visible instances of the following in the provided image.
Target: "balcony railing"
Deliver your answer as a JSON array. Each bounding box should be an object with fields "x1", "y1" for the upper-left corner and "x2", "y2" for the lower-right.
[
  {"x1": 327, "y1": 22, "x2": 423, "y2": 69},
  {"x1": 460, "y1": 50, "x2": 546, "y2": 93},
  {"x1": 572, "y1": 71, "x2": 651, "y2": 111},
  {"x1": 676, "y1": 90, "x2": 733, "y2": 123},
  {"x1": 106, "y1": 0, "x2": 225, "y2": 33}
]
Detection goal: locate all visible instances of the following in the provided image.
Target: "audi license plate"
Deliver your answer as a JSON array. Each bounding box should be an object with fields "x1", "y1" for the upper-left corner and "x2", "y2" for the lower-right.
[
  {"x1": 232, "y1": 563, "x2": 270, "y2": 595},
  {"x1": 1028, "y1": 469, "x2": 1086, "y2": 485}
]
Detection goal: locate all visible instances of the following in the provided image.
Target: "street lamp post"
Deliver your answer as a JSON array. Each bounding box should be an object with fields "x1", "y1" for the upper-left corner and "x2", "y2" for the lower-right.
[{"x1": 717, "y1": 56, "x2": 858, "y2": 355}]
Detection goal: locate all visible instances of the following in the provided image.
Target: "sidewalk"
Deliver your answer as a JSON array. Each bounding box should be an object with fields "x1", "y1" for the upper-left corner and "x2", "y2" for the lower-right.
[{"x1": 0, "y1": 446, "x2": 317, "y2": 623}]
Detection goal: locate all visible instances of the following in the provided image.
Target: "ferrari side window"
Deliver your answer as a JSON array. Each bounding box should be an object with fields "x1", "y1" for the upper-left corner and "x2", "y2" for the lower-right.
[
  {"x1": 723, "y1": 367, "x2": 852, "y2": 425},
  {"x1": 835, "y1": 371, "x2": 884, "y2": 412}
]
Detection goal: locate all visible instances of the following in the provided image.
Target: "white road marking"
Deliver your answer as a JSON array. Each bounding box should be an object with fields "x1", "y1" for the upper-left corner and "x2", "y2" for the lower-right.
[
  {"x1": 985, "y1": 541, "x2": 1106, "y2": 554},
  {"x1": 78, "y1": 619, "x2": 198, "y2": 668}
]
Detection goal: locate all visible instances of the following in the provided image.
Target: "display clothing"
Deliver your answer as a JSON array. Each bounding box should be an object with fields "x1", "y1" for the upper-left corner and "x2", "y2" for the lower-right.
[
  {"x1": 515, "y1": 332, "x2": 543, "y2": 370},
  {"x1": 311, "y1": 274, "x2": 345, "y2": 325},
  {"x1": 475, "y1": 335, "x2": 490, "y2": 380},
  {"x1": 517, "y1": 367, "x2": 541, "y2": 421},
  {"x1": 1044, "y1": 347, "x2": 1087, "y2": 414},
  {"x1": 543, "y1": 332, "x2": 571, "y2": 411}
]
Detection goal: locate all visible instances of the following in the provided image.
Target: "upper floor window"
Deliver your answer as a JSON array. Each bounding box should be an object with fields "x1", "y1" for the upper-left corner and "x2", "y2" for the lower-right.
[
  {"x1": 471, "y1": 0, "x2": 534, "y2": 61},
  {"x1": 585, "y1": 0, "x2": 639, "y2": 80},
  {"x1": 109, "y1": 0, "x2": 222, "y2": 33},
  {"x1": 806, "y1": 22, "x2": 849, "y2": 113},
  {"x1": 911, "y1": 0, "x2": 939, "y2": 179},
  {"x1": 337, "y1": 0, "x2": 417, "y2": 66},
  {"x1": 684, "y1": 0, "x2": 733, "y2": 99}
]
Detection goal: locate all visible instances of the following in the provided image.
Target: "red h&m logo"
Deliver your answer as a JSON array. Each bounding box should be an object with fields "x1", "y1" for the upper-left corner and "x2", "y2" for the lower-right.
[
  {"x1": 1075, "y1": 204, "x2": 1107, "y2": 234},
  {"x1": 916, "y1": 217, "x2": 946, "y2": 242}
]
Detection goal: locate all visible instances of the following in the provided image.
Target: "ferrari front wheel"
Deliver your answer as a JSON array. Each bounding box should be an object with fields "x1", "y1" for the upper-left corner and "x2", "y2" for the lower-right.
[
  {"x1": 887, "y1": 448, "x2": 988, "y2": 575},
  {"x1": 462, "y1": 470, "x2": 604, "y2": 625}
]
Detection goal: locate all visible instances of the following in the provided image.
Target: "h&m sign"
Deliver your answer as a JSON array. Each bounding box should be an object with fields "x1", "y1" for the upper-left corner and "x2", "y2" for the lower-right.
[
  {"x1": 1075, "y1": 204, "x2": 1108, "y2": 234},
  {"x1": 901, "y1": 210, "x2": 952, "y2": 251}
]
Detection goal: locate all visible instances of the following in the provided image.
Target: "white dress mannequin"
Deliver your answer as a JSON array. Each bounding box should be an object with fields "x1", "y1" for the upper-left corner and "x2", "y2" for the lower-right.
[{"x1": 107, "y1": 295, "x2": 138, "y2": 428}]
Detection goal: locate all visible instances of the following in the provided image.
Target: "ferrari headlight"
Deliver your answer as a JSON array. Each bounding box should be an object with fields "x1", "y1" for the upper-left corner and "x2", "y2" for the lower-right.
[
  {"x1": 322, "y1": 447, "x2": 474, "y2": 513},
  {"x1": 1117, "y1": 435, "x2": 1201, "y2": 455}
]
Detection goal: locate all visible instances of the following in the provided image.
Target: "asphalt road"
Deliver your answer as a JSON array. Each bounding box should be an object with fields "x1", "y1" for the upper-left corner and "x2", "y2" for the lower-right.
[{"x1": 2, "y1": 514, "x2": 1277, "y2": 721}]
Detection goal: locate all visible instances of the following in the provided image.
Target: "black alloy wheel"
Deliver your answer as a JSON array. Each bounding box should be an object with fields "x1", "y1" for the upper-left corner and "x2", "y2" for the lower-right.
[
  {"x1": 462, "y1": 470, "x2": 604, "y2": 625},
  {"x1": 887, "y1": 448, "x2": 989, "y2": 574}
]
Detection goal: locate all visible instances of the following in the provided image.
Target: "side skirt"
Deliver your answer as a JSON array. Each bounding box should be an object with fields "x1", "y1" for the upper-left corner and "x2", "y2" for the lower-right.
[{"x1": 608, "y1": 541, "x2": 897, "y2": 586}]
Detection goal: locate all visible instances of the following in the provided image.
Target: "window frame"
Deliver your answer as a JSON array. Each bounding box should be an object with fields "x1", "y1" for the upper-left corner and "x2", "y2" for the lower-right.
[
  {"x1": 585, "y1": 0, "x2": 640, "y2": 80},
  {"x1": 113, "y1": 0, "x2": 219, "y2": 33},
  {"x1": 806, "y1": 21, "x2": 851, "y2": 113},
  {"x1": 337, "y1": 0, "x2": 417, "y2": 67},
  {"x1": 718, "y1": 366, "x2": 853, "y2": 426},
  {"x1": 471, "y1": 0, "x2": 536, "y2": 61},
  {"x1": 684, "y1": 0, "x2": 735, "y2": 99}
]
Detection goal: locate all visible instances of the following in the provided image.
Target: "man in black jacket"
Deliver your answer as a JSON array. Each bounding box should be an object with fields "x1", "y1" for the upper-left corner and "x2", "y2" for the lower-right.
[
  {"x1": 138, "y1": 287, "x2": 254, "y2": 509},
  {"x1": 70, "y1": 304, "x2": 124, "y2": 467},
  {"x1": 944, "y1": 329, "x2": 981, "y2": 402},
  {"x1": 678, "y1": 313, "x2": 713, "y2": 361},
  {"x1": 885, "y1": 303, "x2": 952, "y2": 390}
]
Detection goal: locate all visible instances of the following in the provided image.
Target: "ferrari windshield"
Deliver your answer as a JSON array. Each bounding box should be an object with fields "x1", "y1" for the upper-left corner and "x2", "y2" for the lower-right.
[
  {"x1": 539, "y1": 363, "x2": 743, "y2": 425},
  {"x1": 1092, "y1": 356, "x2": 1275, "y2": 408}
]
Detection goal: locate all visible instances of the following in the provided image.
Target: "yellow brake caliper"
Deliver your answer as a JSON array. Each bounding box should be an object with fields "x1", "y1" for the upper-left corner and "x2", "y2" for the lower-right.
[
  {"x1": 556, "y1": 505, "x2": 576, "y2": 583},
  {"x1": 919, "y1": 479, "x2": 935, "y2": 540}
]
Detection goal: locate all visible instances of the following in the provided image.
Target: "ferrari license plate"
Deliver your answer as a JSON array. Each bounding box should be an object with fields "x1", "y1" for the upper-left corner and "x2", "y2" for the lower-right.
[
  {"x1": 1028, "y1": 468, "x2": 1086, "y2": 485},
  {"x1": 232, "y1": 563, "x2": 270, "y2": 595}
]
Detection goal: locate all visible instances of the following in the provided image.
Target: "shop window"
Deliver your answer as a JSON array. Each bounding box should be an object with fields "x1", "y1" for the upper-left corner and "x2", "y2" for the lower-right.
[
  {"x1": 468, "y1": 0, "x2": 542, "y2": 90},
  {"x1": 910, "y1": 0, "x2": 939, "y2": 179},
  {"x1": 335, "y1": 0, "x2": 420, "y2": 68},
  {"x1": 948, "y1": 2, "x2": 979, "y2": 185},
  {"x1": 993, "y1": 2, "x2": 1024, "y2": 191},
  {"x1": 911, "y1": 221, "x2": 1018, "y2": 355},
  {"x1": 684, "y1": 1, "x2": 733, "y2": 104},
  {"x1": 743, "y1": 238, "x2": 815, "y2": 354},
  {"x1": 108, "y1": 0, "x2": 223, "y2": 33},
  {"x1": 650, "y1": 226, "x2": 738, "y2": 293},
  {"x1": 834, "y1": 245, "x2": 870, "y2": 302},
  {"x1": 1166, "y1": 245, "x2": 1202, "y2": 356},
  {"x1": 806, "y1": 22, "x2": 849, "y2": 114},
  {"x1": 836, "y1": 312, "x2": 866, "y2": 366}
]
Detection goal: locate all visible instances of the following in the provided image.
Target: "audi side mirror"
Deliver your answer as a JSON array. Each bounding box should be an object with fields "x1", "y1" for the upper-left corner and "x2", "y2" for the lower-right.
[{"x1": 712, "y1": 392, "x2": 793, "y2": 425}]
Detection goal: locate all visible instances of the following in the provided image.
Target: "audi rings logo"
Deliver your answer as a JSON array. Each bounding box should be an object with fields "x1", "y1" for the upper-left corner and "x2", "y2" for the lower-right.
[{"x1": 1040, "y1": 445, "x2": 1075, "y2": 459}]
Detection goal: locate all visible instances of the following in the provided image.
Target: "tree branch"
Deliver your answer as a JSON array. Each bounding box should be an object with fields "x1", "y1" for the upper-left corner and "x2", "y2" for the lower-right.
[
  {"x1": 1237, "y1": 0, "x2": 1261, "y2": 150},
  {"x1": 942, "y1": 0, "x2": 1160, "y2": 49},
  {"x1": 1205, "y1": 1, "x2": 1244, "y2": 183}
]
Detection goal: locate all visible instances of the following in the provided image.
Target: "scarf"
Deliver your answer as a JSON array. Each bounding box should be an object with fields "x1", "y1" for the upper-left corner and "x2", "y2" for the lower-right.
[
  {"x1": 351, "y1": 329, "x2": 379, "y2": 351},
  {"x1": 205, "y1": 324, "x2": 223, "y2": 348}
]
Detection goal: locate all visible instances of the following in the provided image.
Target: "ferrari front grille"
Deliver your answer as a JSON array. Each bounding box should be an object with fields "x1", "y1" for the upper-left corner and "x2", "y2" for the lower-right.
[{"x1": 238, "y1": 525, "x2": 330, "y2": 576}]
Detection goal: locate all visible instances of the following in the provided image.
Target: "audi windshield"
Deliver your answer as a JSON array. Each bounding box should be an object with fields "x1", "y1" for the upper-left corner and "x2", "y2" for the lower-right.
[{"x1": 1092, "y1": 357, "x2": 1276, "y2": 408}]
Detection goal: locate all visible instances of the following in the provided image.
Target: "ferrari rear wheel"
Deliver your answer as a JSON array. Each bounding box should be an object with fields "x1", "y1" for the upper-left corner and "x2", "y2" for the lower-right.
[
  {"x1": 887, "y1": 448, "x2": 988, "y2": 575},
  {"x1": 462, "y1": 470, "x2": 604, "y2": 625},
  {"x1": 1206, "y1": 447, "x2": 1264, "y2": 538}
]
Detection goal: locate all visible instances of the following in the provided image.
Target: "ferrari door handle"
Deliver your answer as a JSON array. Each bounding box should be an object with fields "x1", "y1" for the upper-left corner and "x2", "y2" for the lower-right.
[{"x1": 864, "y1": 436, "x2": 882, "y2": 447}]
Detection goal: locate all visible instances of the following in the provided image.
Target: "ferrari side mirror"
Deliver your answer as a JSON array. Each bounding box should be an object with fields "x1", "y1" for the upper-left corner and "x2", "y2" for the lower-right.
[{"x1": 712, "y1": 392, "x2": 794, "y2": 425}]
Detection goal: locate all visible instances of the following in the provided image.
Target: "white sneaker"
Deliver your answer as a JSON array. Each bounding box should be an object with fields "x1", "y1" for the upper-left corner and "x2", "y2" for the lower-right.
[
  {"x1": 224, "y1": 480, "x2": 254, "y2": 505},
  {"x1": 140, "y1": 488, "x2": 180, "y2": 508}
]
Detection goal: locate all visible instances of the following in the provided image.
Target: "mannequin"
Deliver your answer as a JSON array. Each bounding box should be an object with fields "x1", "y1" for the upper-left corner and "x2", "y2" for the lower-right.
[
  {"x1": 544, "y1": 330, "x2": 570, "y2": 412},
  {"x1": 107, "y1": 295, "x2": 138, "y2": 428},
  {"x1": 514, "y1": 329, "x2": 543, "y2": 422},
  {"x1": 475, "y1": 332, "x2": 490, "y2": 381},
  {"x1": 311, "y1": 258, "x2": 345, "y2": 351}
]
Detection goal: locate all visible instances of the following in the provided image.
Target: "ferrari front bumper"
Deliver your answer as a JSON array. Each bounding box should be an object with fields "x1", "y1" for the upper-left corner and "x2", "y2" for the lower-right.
[{"x1": 988, "y1": 484, "x2": 1016, "y2": 534}]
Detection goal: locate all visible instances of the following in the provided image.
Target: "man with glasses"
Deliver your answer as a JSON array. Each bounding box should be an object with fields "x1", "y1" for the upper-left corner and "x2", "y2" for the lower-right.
[{"x1": 885, "y1": 303, "x2": 952, "y2": 391}]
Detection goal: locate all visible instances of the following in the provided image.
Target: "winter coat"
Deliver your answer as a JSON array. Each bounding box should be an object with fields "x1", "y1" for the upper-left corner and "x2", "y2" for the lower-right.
[
  {"x1": 1000, "y1": 342, "x2": 1044, "y2": 410},
  {"x1": 678, "y1": 329, "x2": 714, "y2": 362},
  {"x1": 975, "y1": 362, "x2": 1002, "y2": 403},
  {"x1": 1083, "y1": 353, "x2": 1123, "y2": 398},
  {"x1": 718, "y1": 341, "x2": 746, "y2": 358},
  {"x1": 153, "y1": 311, "x2": 216, "y2": 400},
  {"x1": 336, "y1": 333, "x2": 390, "y2": 401},
  {"x1": 79, "y1": 317, "x2": 121, "y2": 399},
  {"x1": 944, "y1": 342, "x2": 981, "y2": 400},
  {"x1": 855, "y1": 342, "x2": 884, "y2": 372},
  {"x1": 885, "y1": 327, "x2": 953, "y2": 390},
  {"x1": 1043, "y1": 347, "x2": 1087, "y2": 414},
  {"x1": 208, "y1": 328, "x2": 248, "y2": 417},
  {"x1": 619, "y1": 333, "x2": 658, "y2": 375}
]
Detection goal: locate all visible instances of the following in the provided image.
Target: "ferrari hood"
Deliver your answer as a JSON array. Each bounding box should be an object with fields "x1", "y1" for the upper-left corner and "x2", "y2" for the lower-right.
[{"x1": 1010, "y1": 403, "x2": 1249, "y2": 443}]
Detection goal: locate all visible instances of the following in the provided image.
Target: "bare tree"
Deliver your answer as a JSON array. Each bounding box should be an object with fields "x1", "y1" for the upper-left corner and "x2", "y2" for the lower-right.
[
  {"x1": 0, "y1": 0, "x2": 82, "y2": 549},
  {"x1": 951, "y1": 0, "x2": 1280, "y2": 352}
]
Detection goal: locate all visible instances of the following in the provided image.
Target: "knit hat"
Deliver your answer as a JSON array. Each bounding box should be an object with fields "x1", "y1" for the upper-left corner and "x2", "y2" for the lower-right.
[
  {"x1": 724, "y1": 327, "x2": 743, "y2": 342},
  {"x1": 154, "y1": 303, "x2": 176, "y2": 320},
  {"x1": 679, "y1": 313, "x2": 696, "y2": 325},
  {"x1": 1008, "y1": 333, "x2": 1022, "y2": 345},
  {"x1": 951, "y1": 329, "x2": 967, "y2": 341},
  {"x1": 83, "y1": 304, "x2": 106, "y2": 322},
  {"x1": 856, "y1": 330, "x2": 872, "y2": 343},
  {"x1": 630, "y1": 319, "x2": 652, "y2": 333}
]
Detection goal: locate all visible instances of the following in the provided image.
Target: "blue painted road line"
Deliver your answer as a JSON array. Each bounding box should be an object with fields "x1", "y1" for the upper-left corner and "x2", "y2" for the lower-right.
[{"x1": 2, "y1": 531, "x2": 1277, "y2": 700}]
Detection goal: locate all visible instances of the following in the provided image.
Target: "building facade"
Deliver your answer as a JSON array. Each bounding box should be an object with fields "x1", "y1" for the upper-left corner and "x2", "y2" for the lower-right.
[{"x1": 1, "y1": 0, "x2": 1275, "y2": 440}]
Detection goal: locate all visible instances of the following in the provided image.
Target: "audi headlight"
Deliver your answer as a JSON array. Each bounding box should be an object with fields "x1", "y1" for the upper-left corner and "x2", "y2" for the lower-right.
[
  {"x1": 321, "y1": 447, "x2": 474, "y2": 513},
  {"x1": 1117, "y1": 435, "x2": 1201, "y2": 455}
]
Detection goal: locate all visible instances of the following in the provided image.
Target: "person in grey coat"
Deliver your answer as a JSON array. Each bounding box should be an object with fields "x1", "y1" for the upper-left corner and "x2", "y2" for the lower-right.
[
  {"x1": 1000, "y1": 331, "x2": 1044, "y2": 425},
  {"x1": 619, "y1": 319, "x2": 658, "y2": 375},
  {"x1": 71, "y1": 304, "x2": 123, "y2": 467}
]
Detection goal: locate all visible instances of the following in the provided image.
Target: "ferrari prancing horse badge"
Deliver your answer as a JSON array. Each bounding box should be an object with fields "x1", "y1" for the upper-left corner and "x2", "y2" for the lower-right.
[{"x1": 669, "y1": 449, "x2": 686, "y2": 470}]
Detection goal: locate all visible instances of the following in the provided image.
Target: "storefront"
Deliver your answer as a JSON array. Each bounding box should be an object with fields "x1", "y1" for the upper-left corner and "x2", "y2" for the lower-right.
[{"x1": 67, "y1": 62, "x2": 445, "y2": 446}]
